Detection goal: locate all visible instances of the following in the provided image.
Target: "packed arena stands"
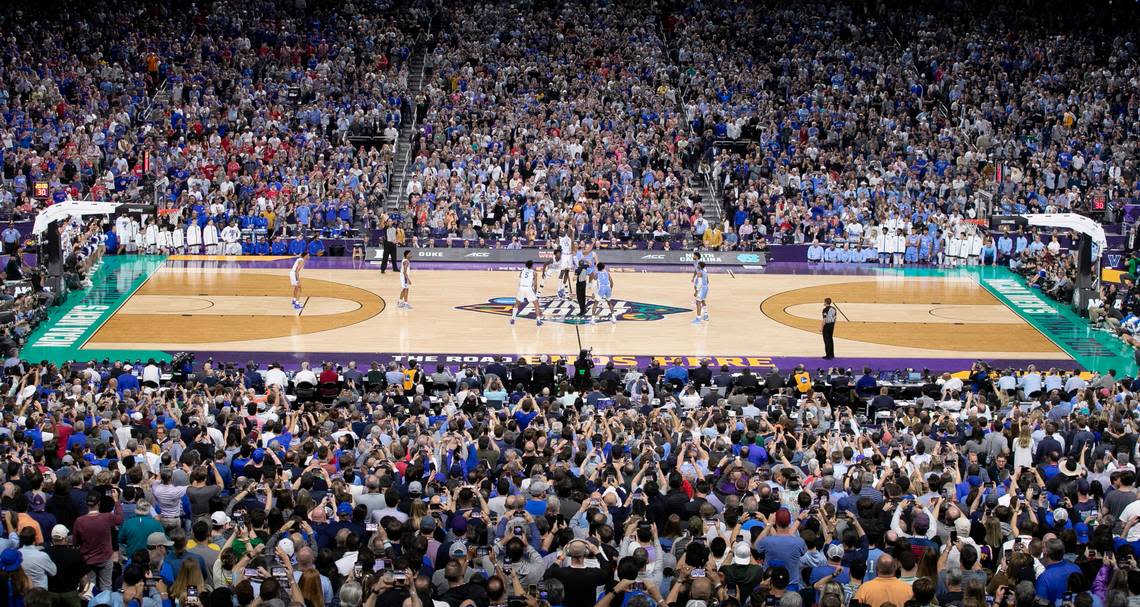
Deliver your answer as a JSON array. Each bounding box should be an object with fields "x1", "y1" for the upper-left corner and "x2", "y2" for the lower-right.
[{"x1": 1, "y1": 2, "x2": 1140, "y2": 607}]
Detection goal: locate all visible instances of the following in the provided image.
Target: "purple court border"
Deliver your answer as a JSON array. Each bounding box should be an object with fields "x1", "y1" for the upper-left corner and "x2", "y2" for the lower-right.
[{"x1": 172, "y1": 351, "x2": 1079, "y2": 375}]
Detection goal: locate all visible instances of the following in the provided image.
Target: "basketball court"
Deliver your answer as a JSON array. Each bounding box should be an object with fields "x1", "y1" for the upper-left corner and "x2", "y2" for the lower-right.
[{"x1": 21, "y1": 254, "x2": 1133, "y2": 374}]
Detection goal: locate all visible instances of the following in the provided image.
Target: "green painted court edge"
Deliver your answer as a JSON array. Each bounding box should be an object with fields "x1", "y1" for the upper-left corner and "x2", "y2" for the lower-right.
[
  {"x1": 20, "y1": 255, "x2": 171, "y2": 365},
  {"x1": 873, "y1": 265, "x2": 1138, "y2": 376}
]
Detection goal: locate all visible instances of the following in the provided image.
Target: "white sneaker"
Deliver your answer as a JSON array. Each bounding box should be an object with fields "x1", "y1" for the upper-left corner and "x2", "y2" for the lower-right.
[
  {"x1": 691, "y1": 317, "x2": 702, "y2": 324},
  {"x1": 403, "y1": 303, "x2": 413, "y2": 310},
  {"x1": 610, "y1": 316, "x2": 617, "y2": 323},
  {"x1": 703, "y1": 315, "x2": 709, "y2": 321}
]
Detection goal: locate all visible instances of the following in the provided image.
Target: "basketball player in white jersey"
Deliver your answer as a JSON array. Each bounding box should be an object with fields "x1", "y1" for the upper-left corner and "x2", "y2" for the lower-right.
[
  {"x1": 511, "y1": 260, "x2": 544, "y2": 326},
  {"x1": 398, "y1": 250, "x2": 412, "y2": 309},
  {"x1": 291, "y1": 252, "x2": 308, "y2": 309},
  {"x1": 557, "y1": 228, "x2": 574, "y2": 298},
  {"x1": 693, "y1": 261, "x2": 709, "y2": 323},
  {"x1": 540, "y1": 251, "x2": 560, "y2": 296}
]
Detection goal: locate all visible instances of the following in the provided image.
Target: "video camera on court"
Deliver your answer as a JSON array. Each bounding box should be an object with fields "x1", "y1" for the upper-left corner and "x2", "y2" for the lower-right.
[{"x1": 171, "y1": 352, "x2": 195, "y2": 384}]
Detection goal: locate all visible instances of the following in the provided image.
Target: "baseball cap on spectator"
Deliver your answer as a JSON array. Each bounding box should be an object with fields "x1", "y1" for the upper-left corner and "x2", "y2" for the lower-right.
[
  {"x1": 448, "y1": 542, "x2": 468, "y2": 558},
  {"x1": 732, "y1": 542, "x2": 752, "y2": 565},
  {"x1": 912, "y1": 512, "x2": 931, "y2": 535},
  {"x1": 1077, "y1": 479, "x2": 1091, "y2": 493},
  {"x1": 337, "y1": 502, "x2": 353, "y2": 517},
  {"x1": 51, "y1": 525, "x2": 69, "y2": 541},
  {"x1": 452, "y1": 517, "x2": 468, "y2": 535},
  {"x1": 529, "y1": 480, "x2": 548, "y2": 498},
  {"x1": 0, "y1": 549, "x2": 21, "y2": 573},
  {"x1": 29, "y1": 494, "x2": 45, "y2": 512},
  {"x1": 147, "y1": 532, "x2": 173, "y2": 547},
  {"x1": 85, "y1": 493, "x2": 100, "y2": 507},
  {"x1": 1075, "y1": 522, "x2": 1090, "y2": 544},
  {"x1": 420, "y1": 517, "x2": 437, "y2": 532},
  {"x1": 252, "y1": 448, "x2": 266, "y2": 463},
  {"x1": 767, "y1": 566, "x2": 790, "y2": 589},
  {"x1": 408, "y1": 481, "x2": 423, "y2": 495},
  {"x1": 16, "y1": 386, "x2": 36, "y2": 404},
  {"x1": 1052, "y1": 508, "x2": 1069, "y2": 523},
  {"x1": 954, "y1": 516, "x2": 971, "y2": 537},
  {"x1": 278, "y1": 538, "x2": 295, "y2": 558},
  {"x1": 211, "y1": 512, "x2": 231, "y2": 527},
  {"x1": 826, "y1": 544, "x2": 845, "y2": 561}
]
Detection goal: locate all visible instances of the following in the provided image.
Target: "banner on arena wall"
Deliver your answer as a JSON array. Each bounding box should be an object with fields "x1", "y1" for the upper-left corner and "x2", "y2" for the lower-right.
[{"x1": 367, "y1": 247, "x2": 768, "y2": 267}]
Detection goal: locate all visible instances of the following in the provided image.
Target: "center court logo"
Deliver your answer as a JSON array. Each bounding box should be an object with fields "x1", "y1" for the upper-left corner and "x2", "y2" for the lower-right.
[{"x1": 456, "y1": 297, "x2": 691, "y2": 325}]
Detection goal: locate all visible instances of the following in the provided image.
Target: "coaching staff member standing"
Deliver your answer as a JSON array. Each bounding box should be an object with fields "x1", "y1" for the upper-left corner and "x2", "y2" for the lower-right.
[
  {"x1": 380, "y1": 219, "x2": 398, "y2": 273},
  {"x1": 821, "y1": 297, "x2": 837, "y2": 359}
]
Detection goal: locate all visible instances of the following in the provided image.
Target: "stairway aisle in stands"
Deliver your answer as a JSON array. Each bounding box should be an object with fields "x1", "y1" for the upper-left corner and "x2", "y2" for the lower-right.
[
  {"x1": 656, "y1": 11, "x2": 723, "y2": 227},
  {"x1": 385, "y1": 47, "x2": 429, "y2": 215},
  {"x1": 694, "y1": 174, "x2": 722, "y2": 226}
]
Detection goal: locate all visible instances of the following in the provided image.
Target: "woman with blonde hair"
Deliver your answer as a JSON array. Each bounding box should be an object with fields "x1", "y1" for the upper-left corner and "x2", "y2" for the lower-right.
[
  {"x1": 170, "y1": 555, "x2": 208, "y2": 600},
  {"x1": 1013, "y1": 424, "x2": 1035, "y2": 469},
  {"x1": 408, "y1": 499, "x2": 429, "y2": 529}
]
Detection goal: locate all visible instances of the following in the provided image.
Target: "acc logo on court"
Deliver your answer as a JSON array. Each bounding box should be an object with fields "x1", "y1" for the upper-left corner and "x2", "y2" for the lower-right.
[{"x1": 456, "y1": 297, "x2": 691, "y2": 325}]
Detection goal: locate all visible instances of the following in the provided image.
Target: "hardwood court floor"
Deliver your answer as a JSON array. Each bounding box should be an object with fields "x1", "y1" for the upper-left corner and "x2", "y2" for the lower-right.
[{"x1": 84, "y1": 266, "x2": 1069, "y2": 360}]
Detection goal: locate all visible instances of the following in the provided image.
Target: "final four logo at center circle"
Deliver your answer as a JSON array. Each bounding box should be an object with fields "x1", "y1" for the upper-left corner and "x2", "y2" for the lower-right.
[{"x1": 456, "y1": 296, "x2": 691, "y2": 325}]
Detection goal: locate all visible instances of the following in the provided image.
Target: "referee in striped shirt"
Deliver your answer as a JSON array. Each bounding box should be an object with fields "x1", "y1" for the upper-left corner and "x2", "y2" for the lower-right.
[{"x1": 821, "y1": 297, "x2": 837, "y2": 359}]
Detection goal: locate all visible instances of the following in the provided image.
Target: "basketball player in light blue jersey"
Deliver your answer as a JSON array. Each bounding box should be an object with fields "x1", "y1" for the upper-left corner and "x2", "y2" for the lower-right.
[
  {"x1": 594, "y1": 262, "x2": 616, "y2": 323},
  {"x1": 693, "y1": 261, "x2": 709, "y2": 323}
]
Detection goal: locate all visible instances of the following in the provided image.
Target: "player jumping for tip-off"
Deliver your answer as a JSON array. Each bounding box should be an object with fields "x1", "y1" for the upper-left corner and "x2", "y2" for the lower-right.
[{"x1": 557, "y1": 227, "x2": 575, "y2": 298}]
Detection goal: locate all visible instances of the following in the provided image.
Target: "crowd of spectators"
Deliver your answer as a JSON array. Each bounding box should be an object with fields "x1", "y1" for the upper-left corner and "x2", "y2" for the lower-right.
[
  {"x1": 2, "y1": 3, "x2": 1140, "y2": 607},
  {"x1": 671, "y1": 0, "x2": 1139, "y2": 253},
  {"x1": 3, "y1": 0, "x2": 1138, "y2": 258},
  {"x1": 0, "y1": 354, "x2": 1135, "y2": 607},
  {"x1": 398, "y1": 1, "x2": 707, "y2": 249},
  {"x1": 1, "y1": 0, "x2": 431, "y2": 246}
]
